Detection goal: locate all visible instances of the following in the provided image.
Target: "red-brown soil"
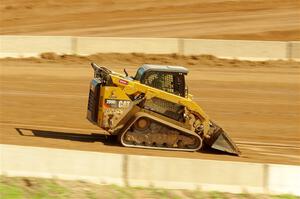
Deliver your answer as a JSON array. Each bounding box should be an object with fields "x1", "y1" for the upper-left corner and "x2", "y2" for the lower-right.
[
  {"x1": 1, "y1": 53, "x2": 299, "y2": 165},
  {"x1": 1, "y1": 0, "x2": 300, "y2": 41}
]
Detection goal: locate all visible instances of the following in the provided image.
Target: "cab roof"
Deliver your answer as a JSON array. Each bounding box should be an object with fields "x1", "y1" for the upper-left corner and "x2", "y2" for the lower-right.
[{"x1": 140, "y1": 64, "x2": 189, "y2": 74}]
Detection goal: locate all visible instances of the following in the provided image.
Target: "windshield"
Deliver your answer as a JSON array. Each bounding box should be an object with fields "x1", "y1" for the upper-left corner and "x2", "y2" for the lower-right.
[{"x1": 134, "y1": 67, "x2": 145, "y2": 81}]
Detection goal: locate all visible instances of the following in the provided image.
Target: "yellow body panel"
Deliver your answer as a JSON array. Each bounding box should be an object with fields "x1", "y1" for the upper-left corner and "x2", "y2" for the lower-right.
[
  {"x1": 98, "y1": 86, "x2": 131, "y2": 129},
  {"x1": 106, "y1": 73, "x2": 211, "y2": 135}
]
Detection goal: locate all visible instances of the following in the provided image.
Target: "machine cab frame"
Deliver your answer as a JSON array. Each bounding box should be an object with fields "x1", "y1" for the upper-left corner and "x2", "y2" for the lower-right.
[{"x1": 134, "y1": 64, "x2": 188, "y2": 97}]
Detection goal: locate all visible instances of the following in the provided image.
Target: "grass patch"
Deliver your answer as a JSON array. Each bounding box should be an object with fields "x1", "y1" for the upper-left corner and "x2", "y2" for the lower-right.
[
  {"x1": 0, "y1": 176, "x2": 299, "y2": 199},
  {"x1": 0, "y1": 184, "x2": 24, "y2": 199},
  {"x1": 209, "y1": 191, "x2": 228, "y2": 199},
  {"x1": 85, "y1": 190, "x2": 97, "y2": 199},
  {"x1": 272, "y1": 194, "x2": 299, "y2": 199},
  {"x1": 149, "y1": 187, "x2": 170, "y2": 199}
]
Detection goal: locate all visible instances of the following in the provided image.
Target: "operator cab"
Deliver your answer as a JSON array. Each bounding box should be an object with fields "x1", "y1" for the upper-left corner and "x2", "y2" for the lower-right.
[{"x1": 134, "y1": 64, "x2": 188, "y2": 97}]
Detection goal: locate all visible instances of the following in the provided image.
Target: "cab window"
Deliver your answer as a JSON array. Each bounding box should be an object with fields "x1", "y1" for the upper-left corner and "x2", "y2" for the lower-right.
[
  {"x1": 134, "y1": 67, "x2": 145, "y2": 81},
  {"x1": 141, "y1": 71, "x2": 185, "y2": 97}
]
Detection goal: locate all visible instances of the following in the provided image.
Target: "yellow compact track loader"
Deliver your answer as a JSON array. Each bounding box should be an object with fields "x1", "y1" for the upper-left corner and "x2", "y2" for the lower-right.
[{"x1": 87, "y1": 63, "x2": 240, "y2": 155}]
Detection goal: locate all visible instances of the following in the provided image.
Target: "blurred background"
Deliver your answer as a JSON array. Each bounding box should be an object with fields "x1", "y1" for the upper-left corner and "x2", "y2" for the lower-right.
[{"x1": 1, "y1": 0, "x2": 300, "y2": 40}]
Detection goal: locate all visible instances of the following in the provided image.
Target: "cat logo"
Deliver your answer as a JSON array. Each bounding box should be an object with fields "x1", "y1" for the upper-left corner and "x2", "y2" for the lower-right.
[
  {"x1": 105, "y1": 99, "x2": 130, "y2": 108},
  {"x1": 118, "y1": 100, "x2": 130, "y2": 108}
]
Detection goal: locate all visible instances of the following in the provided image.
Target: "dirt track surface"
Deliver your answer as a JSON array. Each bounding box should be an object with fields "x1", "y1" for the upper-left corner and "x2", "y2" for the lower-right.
[
  {"x1": 0, "y1": 53, "x2": 300, "y2": 165},
  {"x1": 1, "y1": 0, "x2": 300, "y2": 41}
]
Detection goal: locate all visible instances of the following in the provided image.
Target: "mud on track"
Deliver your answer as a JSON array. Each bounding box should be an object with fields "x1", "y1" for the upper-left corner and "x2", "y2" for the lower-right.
[{"x1": 0, "y1": 53, "x2": 300, "y2": 165}]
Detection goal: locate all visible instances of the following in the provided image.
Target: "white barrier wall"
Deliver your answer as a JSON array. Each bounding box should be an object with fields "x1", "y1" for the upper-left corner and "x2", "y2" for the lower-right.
[
  {"x1": 0, "y1": 35, "x2": 299, "y2": 60},
  {"x1": 76, "y1": 37, "x2": 179, "y2": 55},
  {"x1": 0, "y1": 144, "x2": 124, "y2": 186},
  {"x1": 127, "y1": 155, "x2": 265, "y2": 193},
  {"x1": 268, "y1": 164, "x2": 300, "y2": 196},
  {"x1": 182, "y1": 39, "x2": 288, "y2": 60},
  {"x1": 1, "y1": 144, "x2": 299, "y2": 196},
  {"x1": 0, "y1": 36, "x2": 73, "y2": 58},
  {"x1": 289, "y1": 41, "x2": 300, "y2": 60}
]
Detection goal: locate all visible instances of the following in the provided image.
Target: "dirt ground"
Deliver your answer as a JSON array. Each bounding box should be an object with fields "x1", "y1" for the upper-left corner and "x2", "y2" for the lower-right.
[
  {"x1": 1, "y1": 0, "x2": 300, "y2": 41},
  {"x1": 0, "y1": 53, "x2": 299, "y2": 165}
]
